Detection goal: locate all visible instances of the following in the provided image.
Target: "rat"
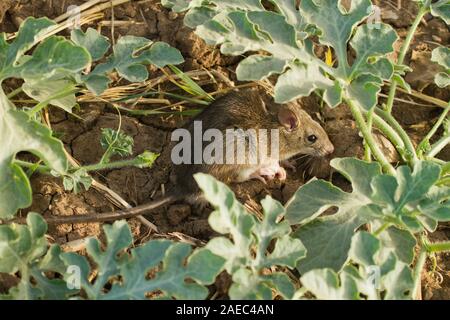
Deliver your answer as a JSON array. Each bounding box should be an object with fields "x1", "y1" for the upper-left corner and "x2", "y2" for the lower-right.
[{"x1": 44, "y1": 87, "x2": 334, "y2": 225}]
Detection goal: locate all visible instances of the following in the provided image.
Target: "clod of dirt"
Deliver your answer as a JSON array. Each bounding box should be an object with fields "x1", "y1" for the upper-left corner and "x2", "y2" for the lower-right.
[
  {"x1": 167, "y1": 204, "x2": 191, "y2": 226},
  {"x1": 0, "y1": 0, "x2": 13, "y2": 24},
  {"x1": 0, "y1": 273, "x2": 19, "y2": 294},
  {"x1": 175, "y1": 26, "x2": 240, "y2": 69},
  {"x1": 423, "y1": 230, "x2": 450, "y2": 300},
  {"x1": 213, "y1": 271, "x2": 233, "y2": 298},
  {"x1": 178, "y1": 219, "x2": 214, "y2": 239},
  {"x1": 48, "y1": 193, "x2": 102, "y2": 240},
  {"x1": 106, "y1": 167, "x2": 158, "y2": 206},
  {"x1": 406, "y1": 50, "x2": 443, "y2": 91},
  {"x1": 72, "y1": 114, "x2": 167, "y2": 164},
  {"x1": 325, "y1": 119, "x2": 399, "y2": 163},
  {"x1": 373, "y1": 0, "x2": 418, "y2": 28},
  {"x1": 282, "y1": 178, "x2": 305, "y2": 203}
]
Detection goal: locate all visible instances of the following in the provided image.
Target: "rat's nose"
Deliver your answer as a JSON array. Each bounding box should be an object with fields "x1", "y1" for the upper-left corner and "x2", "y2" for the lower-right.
[{"x1": 324, "y1": 143, "x2": 335, "y2": 155}]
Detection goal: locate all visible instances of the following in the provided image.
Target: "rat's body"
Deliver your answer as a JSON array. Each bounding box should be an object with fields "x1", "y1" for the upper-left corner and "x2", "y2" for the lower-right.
[
  {"x1": 170, "y1": 87, "x2": 334, "y2": 204},
  {"x1": 46, "y1": 87, "x2": 334, "y2": 225}
]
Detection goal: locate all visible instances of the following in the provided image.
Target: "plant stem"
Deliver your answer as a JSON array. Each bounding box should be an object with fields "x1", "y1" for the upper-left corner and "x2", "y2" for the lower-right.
[
  {"x1": 372, "y1": 113, "x2": 405, "y2": 152},
  {"x1": 346, "y1": 98, "x2": 396, "y2": 175},
  {"x1": 16, "y1": 158, "x2": 145, "y2": 174},
  {"x1": 373, "y1": 222, "x2": 391, "y2": 236},
  {"x1": 375, "y1": 108, "x2": 418, "y2": 164},
  {"x1": 418, "y1": 102, "x2": 450, "y2": 158},
  {"x1": 426, "y1": 133, "x2": 450, "y2": 158},
  {"x1": 412, "y1": 244, "x2": 427, "y2": 300},
  {"x1": 99, "y1": 107, "x2": 123, "y2": 164},
  {"x1": 81, "y1": 158, "x2": 144, "y2": 172},
  {"x1": 364, "y1": 109, "x2": 374, "y2": 162},
  {"x1": 27, "y1": 86, "x2": 79, "y2": 116},
  {"x1": 6, "y1": 87, "x2": 23, "y2": 99},
  {"x1": 111, "y1": 104, "x2": 201, "y2": 116},
  {"x1": 425, "y1": 240, "x2": 450, "y2": 253},
  {"x1": 442, "y1": 162, "x2": 450, "y2": 175},
  {"x1": 385, "y1": 1, "x2": 431, "y2": 113},
  {"x1": 436, "y1": 176, "x2": 450, "y2": 187},
  {"x1": 15, "y1": 160, "x2": 49, "y2": 173}
]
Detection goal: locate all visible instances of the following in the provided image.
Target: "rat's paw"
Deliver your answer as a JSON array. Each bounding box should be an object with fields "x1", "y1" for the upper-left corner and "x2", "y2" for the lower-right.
[
  {"x1": 249, "y1": 171, "x2": 270, "y2": 184},
  {"x1": 250, "y1": 164, "x2": 286, "y2": 183},
  {"x1": 275, "y1": 167, "x2": 287, "y2": 181}
]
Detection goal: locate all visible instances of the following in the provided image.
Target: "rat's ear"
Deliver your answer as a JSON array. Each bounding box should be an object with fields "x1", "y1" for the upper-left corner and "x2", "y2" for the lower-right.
[{"x1": 278, "y1": 107, "x2": 299, "y2": 131}]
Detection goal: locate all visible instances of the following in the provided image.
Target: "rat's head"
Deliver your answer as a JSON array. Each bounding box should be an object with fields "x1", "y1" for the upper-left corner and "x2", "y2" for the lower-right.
[{"x1": 277, "y1": 104, "x2": 334, "y2": 159}]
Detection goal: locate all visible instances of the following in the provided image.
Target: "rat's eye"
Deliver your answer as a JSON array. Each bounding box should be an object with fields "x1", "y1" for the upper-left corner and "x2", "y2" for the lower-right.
[{"x1": 307, "y1": 135, "x2": 318, "y2": 143}]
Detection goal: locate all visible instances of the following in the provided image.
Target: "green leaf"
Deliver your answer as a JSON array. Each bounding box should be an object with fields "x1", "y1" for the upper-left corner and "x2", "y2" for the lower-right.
[
  {"x1": 323, "y1": 81, "x2": 343, "y2": 108},
  {"x1": 22, "y1": 80, "x2": 78, "y2": 113},
  {"x1": 377, "y1": 226, "x2": 416, "y2": 265},
  {"x1": 300, "y1": 268, "x2": 359, "y2": 300},
  {"x1": 100, "y1": 128, "x2": 134, "y2": 162},
  {"x1": 229, "y1": 269, "x2": 273, "y2": 300},
  {"x1": 381, "y1": 260, "x2": 414, "y2": 300},
  {"x1": 184, "y1": 248, "x2": 226, "y2": 285},
  {"x1": 0, "y1": 90, "x2": 67, "y2": 219},
  {"x1": 431, "y1": 46, "x2": 450, "y2": 88},
  {"x1": 236, "y1": 55, "x2": 287, "y2": 81},
  {"x1": 348, "y1": 232, "x2": 414, "y2": 300},
  {"x1": 71, "y1": 28, "x2": 110, "y2": 61},
  {"x1": 293, "y1": 210, "x2": 366, "y2": 273},
  {"x1": 196, "y1": 173, "x2": 255, "y2": 273},
  {"x1": 60, "y1": 220, "x2": 224, "y2": 300},
  {"x1": 0, "y1": 17, "x2": 55, "y2": 76},
  {"x1": 0, "y1": 17, "x2": 90, "y2": 113},
  {"x1": 300, "y1": 231, "x2": 414, "y2": 300},
  {"x1": 393, "y1": 74, "x2": 412, "y2": 93},
  {"x1": 431, "y1": 0, "x2": 450, "y2": 24},
  {"x1": 135, "y1": 151, "x2": 161, "y2": 168},
  {"x1": 346, "y1": 73, "x2": 384, "y2": 111},
  {"x1": 39, "y1": 244, "x2": 67, "y2": 274},
  {"x1": 105, "y1": 243, "x2": 224, "y2": 300},
  {"x1": 269, "y1": 0, "x2": 305, "y2": 33},
  {"x1": 435, "y1": 72, "x2": 450, "y2": 88},
  {"x1": 145, "y1": 42, "x2": 185, "y2": 68},
  {"x1": 0, "y1": 213, "x2": 47, "y2": 273},
  {"x1": 0, "y1": 213, "x2": 74, "y2": 299},
  {"x1": 92, "y1": 36, "x2": 184, "y2": 83},
  {"x1": 274, "y1": 62, "x2": 333, "y2": 103},
  {"x1": 348, "y1": 231, "x2": 380, "y2": 266},
  {"x1": 395, "y1": 161, "x2": 441, "y2": 215},
  {"x1": 255, "y1": 197, "x2": 306, "y2": 269},
  {"x1": 170, "y1": 0, "x2": 398, "y2": 110},
  {"x1": 62, "y1": 169, "x2": 93, "y2": 193},
  {"x1": 163, "y1": 0, "x2": 265, "y2": 13},
  {"x1": 418, "y1": 186, "x2": 450, "y2": 223},
  {"x1": 349, "y1": 24, "x2": 397, "y2": 80},
  {"x1": 300, "y1": 0, "x2": 372, "y2": 77},
  {"x1": 286, "y1": 158, "x2": 380, "y2": 225},
  {"x1": 80, "y1": 36, "x2": 183, "y2": 95},
  {"x1": 16, "y1": 36, "x2": 90, "y2": 81},
  {"x1": 184, "y1": 6, "x2": 217, "y2": 28},
  {"x1": 195, "y1": 174, "x2": 303, "y2": 299},
  {"x1": 287, "y1": 158, "x2": 442, "y2": 272},
  {"x1": 161, "y1": 0, "x2": 192, "y2": 12},
  {"x1": 263, "y1": 272, "x2": 296, "y2": 299},
  {"x1": 286, "y1": 179, "x2": 354, "y2": 225}
]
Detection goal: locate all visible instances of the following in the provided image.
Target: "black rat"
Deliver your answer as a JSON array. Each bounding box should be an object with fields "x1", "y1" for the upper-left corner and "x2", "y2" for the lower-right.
[{"x1": 43, "y1": 87, "x2": 334, "y2": 225}]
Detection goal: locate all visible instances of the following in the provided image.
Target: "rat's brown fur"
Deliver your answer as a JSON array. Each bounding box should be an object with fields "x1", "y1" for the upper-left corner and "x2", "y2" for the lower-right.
[
  {"x1": 171, "y1": 87, "x2": 334, "y2": 203},
  {"x1": 44, "y1": 87, "x2": 334, "y2": 224}
]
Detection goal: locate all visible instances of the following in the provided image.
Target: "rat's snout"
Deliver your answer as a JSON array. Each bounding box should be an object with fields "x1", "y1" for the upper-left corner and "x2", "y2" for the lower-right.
[
  {"x1": 324, "y1": 142, "x2": 335, "y2": 156},
  {"x1": 315, "y1": 140, "x2": 334, "y2": 158}
]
